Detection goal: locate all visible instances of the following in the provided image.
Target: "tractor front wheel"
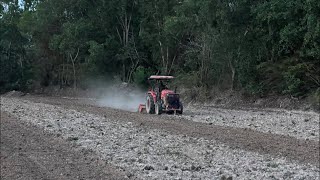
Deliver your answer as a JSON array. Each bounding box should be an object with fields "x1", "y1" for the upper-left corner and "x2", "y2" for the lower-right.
[{"x1": 146, "y1": 95, "x2": 155, "y2": 114}]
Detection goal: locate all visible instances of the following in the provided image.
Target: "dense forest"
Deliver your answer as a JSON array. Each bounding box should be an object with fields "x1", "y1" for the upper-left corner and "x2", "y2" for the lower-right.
[{"x1": 1, "y1": 0, "x2": 319, "y2": 99}]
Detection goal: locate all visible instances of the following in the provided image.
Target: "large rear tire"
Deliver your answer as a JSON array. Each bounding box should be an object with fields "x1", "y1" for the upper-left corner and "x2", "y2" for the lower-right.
[
  {"x1": 155, "y1": 102, "x2": 162, "y2": 115},
  {"x1": 177, "y1": 102, "x2": 183, "y2": 114},
  {"x1": 146, "y1": 95, "x2": 155, "y2": 114}
]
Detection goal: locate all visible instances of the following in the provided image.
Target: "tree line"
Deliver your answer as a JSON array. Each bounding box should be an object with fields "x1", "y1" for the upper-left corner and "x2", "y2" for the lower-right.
[{"x1": 1, "y1": 0, "x2": 319, "y2": 98}]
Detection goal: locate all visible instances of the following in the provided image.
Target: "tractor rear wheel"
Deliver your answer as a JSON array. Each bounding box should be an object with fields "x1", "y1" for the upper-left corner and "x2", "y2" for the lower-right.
[
  {"x1": 155, "y1": 102, "x2": 162, "y2": 115},
  {"x1": 146, "y1": 95, "x2": 155, "y2": 114},
  {"x1": 177, "y1": 102, "x2": 183, "y2": 114}
]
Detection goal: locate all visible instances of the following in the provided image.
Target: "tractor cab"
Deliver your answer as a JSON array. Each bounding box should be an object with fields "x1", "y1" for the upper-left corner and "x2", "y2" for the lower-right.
[
  {"x1": 148, "y1": 76, "x2": 173, "y2": 97},
  {"x1": 138, "y1": 75, "x2": 183, "y2": 115}
]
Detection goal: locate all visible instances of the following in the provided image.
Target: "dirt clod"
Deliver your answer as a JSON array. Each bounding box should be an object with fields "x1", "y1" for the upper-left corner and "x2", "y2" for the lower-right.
[{"x1": 143, "y1": 165, "x2": 154, "y2": 171}]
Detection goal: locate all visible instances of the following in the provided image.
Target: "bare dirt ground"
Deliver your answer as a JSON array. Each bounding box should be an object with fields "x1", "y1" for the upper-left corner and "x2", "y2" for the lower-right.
[
  {"x1": 1, "y1": 94, "x2": 319, "y2": 179},
  {"x1": 0, "y1": 112, "x2": 127, "y2": 180},
  {"x1": 182, "y1": 106, "x2": 319, "y2": 141}
]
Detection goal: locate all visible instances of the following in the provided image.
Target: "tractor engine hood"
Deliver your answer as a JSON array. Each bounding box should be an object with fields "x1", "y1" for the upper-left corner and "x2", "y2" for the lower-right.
[{"x1": 161, "y1": 89, "x2": 176, "y2": 98}]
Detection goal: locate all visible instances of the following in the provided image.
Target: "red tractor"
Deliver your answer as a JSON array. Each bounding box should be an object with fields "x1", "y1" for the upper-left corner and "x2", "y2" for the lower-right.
[{"x1": 138, "y1": 75, "x2": 183, "y2": 115}]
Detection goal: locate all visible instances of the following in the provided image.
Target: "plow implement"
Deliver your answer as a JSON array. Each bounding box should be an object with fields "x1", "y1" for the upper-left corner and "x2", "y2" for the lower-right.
[{"x1": 138, "y1": 104, "x2": 146, "y2": 113}]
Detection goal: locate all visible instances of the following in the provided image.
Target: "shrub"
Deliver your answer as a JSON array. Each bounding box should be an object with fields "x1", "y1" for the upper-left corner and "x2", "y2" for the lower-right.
[
  {"x1": 282, "y1": 63, "x2": 307, "y2": 97},
  {"x1": 133, "y1": 66, "x2": 152, "y2": 88}
]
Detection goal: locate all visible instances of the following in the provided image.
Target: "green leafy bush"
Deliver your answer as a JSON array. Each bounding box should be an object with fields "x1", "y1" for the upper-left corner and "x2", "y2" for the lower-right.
[
  {"x1": 282, "y1": 63, "x2": 308, "y2": 97},
  {"x1": 133, "y1": 66, "x2": 152, "y2": 88}
]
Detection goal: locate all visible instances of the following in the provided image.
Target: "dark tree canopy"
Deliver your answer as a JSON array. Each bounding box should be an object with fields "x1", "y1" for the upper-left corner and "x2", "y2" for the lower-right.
[{"x1": 0, "y1": 0, "x2": 319, "y2": 98}]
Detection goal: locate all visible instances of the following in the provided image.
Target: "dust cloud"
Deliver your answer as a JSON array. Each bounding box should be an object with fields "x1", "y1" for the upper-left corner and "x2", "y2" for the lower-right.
[{"x1": 94, "y1": 82, "x2": 146, "y2": 112}]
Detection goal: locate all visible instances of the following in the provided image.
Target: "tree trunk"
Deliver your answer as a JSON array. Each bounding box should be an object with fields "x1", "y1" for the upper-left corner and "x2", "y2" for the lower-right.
[
  {"x1": 61, "y1": 62, "x2": 65, "y2": 87},
  {"x1": 69, "y1": 48, "x2": 80, "y2": 89},
  {"x1": 122, "y1": 63, "x2": 126, "y2": 82},
  {"x1": 158, "y1": 40, "x2": 166, "y2": 74},
  {"x1": 127, "y1": 36, "x2": 141, "y2": 83},
  {"x1": 71, "y1": 59, "x2": 76, "y2": 89},
  {"x1": 117, "y1": 6, "x2": 133, "y2": 82},
  {"x1": 228, "y1": 58, "x2": 235, "y2": 90}
]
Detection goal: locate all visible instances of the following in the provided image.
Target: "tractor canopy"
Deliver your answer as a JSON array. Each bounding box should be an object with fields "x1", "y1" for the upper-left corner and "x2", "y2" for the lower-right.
[
  {"x1": 148, "y1": 75, "x2": 175, "y2": 93},
  {"x1": 148, "y1": 75, "x2": 174, "y2": 80}
]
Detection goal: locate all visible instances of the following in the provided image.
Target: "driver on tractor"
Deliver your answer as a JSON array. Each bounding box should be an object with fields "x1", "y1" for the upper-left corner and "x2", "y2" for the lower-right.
[{"x1": 159, "y1": 81, "x2": 168, "y2": 92}]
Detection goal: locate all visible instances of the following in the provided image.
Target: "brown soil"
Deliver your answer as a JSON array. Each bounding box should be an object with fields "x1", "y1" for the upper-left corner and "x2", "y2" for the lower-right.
[
  {"x1": 0, "y1": 112, "x2": 128, "y2": 180},
  {"x1": 22, "y1": 95, "x2": 320, "y2": 167}
]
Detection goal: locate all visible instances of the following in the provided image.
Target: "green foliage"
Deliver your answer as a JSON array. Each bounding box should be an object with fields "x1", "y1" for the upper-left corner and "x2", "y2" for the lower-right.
[
  {"x1": 251, "y1": 0, "x2": 319, "y2": 96},
  {"x1": 133, "y1": 66, "x2": 151, "y2": 88},
  {"x1": 0, "y1": 2, "x2": 33, "y2": 92},
  {"x1": 176, "y1": 72, "x2": 201, "y2": 88},
  {"x1": 282, "y1": 64, "x2": 306, "y2": 96},
  {"x1": 312, "y1": 88, "x2": 320, "y2": 105},
  {"x1": 0, "y1": 0, "x2": 319, "y2": 98}
]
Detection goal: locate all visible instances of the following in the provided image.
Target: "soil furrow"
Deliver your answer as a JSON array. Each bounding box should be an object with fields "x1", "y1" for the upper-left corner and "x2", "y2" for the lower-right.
[
  {"x1": 22, "y1": 96, "x2": 320, "y2": 166},
  {"x1": 0, "y1": 112, "x2": 128, "y2": 180}
]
